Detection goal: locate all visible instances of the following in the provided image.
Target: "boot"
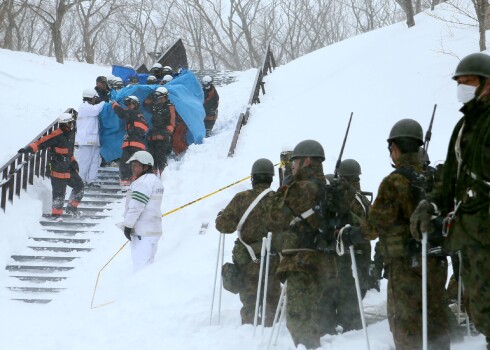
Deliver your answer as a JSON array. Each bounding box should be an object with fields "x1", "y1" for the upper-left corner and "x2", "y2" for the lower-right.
[{"x1": 66, "y1": 206, "x2": 82, "y2": 218}]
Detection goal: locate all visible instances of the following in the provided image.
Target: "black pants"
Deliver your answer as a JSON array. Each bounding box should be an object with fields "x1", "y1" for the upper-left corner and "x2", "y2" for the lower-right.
[
  {"x1": 148, "y1": 140, "x2": 169, "y2": 173},
  {"x1": 119, "y1": 146, "x2": 142, "y2": 181},
  {"x1": 51, "y1": 171, "x2": 84, "y2": 215}
]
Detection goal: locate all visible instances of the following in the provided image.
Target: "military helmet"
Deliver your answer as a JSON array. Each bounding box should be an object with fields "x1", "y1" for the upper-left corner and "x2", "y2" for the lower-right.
[
  {"x1": 338, "y1": 159, "x2": 361, "y2": 177},
  {"x1": 291, "y1": 140, "x2": 325, "y2": 161},
  {"x1": 452, "y1": 53, "x2": 490, "y2": 80},
  {"x1": 325, "y1": 173, "x2": 335, "y2": 183},
  {"x1": 251, "y1": 158, "x2": 274, "y2": 176},
  {"x1": 387, "y1": 119, "x2": 423, "y2": 145}
]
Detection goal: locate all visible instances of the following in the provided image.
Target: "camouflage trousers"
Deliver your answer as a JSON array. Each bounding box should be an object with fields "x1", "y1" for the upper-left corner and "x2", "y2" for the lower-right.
[
  {"x1": 387, "y1": 256, "x2": 450, "y2": 350},
  {"x1": 237, "y1": 256, "x2": 281, "y2": 327},
  {"x1": 461, "y1": 245, "x2": 490, "y2": 349},
  {"x1": 334, "y1": 256, "x2": 364, "y2": 332},
  {"x1": 286, "y1": 271, "x2": 337, "y2": 349}
]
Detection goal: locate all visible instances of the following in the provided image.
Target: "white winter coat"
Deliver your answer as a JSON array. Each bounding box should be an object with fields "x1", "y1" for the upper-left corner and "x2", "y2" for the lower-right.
[
  {"x1": 124, "y1": 173, "x2": 164, "y2": 237},
  {"x1": 75, "y1": 101, "x2": 105, "y2": 146}
]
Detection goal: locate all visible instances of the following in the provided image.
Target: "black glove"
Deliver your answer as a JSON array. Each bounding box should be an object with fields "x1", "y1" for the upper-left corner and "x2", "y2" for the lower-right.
[
  {"x1": 18, "y1": 148, "x2": 29, "y2": 154},
  {"x1": 124, "y1": 226, "x2": 132, "y2": 241},
  {"x1": 336, "y1": 225, "x2": 364, "y2": 246}
]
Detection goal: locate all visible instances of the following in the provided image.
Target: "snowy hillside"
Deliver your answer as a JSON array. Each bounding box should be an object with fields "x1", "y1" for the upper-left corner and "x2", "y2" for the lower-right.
[{"x1": 0, "y1": 3, "x2": 487, "y2": 350}]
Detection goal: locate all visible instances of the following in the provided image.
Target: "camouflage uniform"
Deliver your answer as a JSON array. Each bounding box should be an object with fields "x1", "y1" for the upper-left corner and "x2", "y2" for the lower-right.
[
  {"x1": 215, "y1": 182, "x2": 281, "y2": 326},
  {"x1": 430, "y1": 96, "x2": 490, "y2": 348},
  {"x1": 361, "y1": 152, "x2": 450, "y2": 350},
  {"x1": 268, "y1": 163, "x2": 338, "y2": 349},
  {"x1": 334, "y1": 190, "x2": 372, "y2": 331}
]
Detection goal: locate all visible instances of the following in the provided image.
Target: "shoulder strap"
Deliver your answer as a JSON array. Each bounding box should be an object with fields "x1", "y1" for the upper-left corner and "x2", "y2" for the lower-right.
[{"x1": 236, "y1": 188, "x2": 273, "y2": 262}]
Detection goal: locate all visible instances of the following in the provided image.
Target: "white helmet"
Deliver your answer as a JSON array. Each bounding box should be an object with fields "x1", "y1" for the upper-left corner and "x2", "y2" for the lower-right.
[
  {"x1": 155, "y1": 86, "x2": 169, "y2": 97},
  {"x1": 58, "y1": 112, "x2": 75, "y2": 124},
  {"x1": 162, "y1": 74, "x2": 173, "y2": 83},
  {"x1": 151, "y1": 63, "x2": 163, "y2": 69},
  {"x1": 126, "y1": 151, "x2": 154, "y2": 166},
  {"x1": 202, "y1": 75, "x2": 212, "y2": 84},
  {"x1": 114, "y1": 77, "x2": 123, "y2": 88},
  {"x1": 124, "y1": 64, "x2": 134, "y2": 69},
  {"x1": 82, "y1": 88, "x2": 98, "y2": 99},
  {"x1": 123, "y1": 95, "x2": 140, "y2": 106}
]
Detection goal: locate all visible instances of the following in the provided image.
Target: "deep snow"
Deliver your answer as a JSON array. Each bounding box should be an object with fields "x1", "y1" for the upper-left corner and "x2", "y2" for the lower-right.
[{"x1": 0, "y1": 3, "x2": 487, "y2": 350}]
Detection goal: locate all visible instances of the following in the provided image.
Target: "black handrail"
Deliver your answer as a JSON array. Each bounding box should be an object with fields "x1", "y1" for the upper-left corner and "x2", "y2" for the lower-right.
[
  {"x1": 228, "y1": 44, "x2": 276, "y2": 157},
  {"x1": 0, "y1": 120, "x2": 58, "y2": 212}
]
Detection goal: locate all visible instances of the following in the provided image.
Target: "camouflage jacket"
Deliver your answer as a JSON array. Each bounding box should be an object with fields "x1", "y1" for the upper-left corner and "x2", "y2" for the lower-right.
[
  {"x1": 361, "y1": 152, "x2": 422, "y2": 259},
  {"x1": 215, "y1": 182, "x2": 273, "y2": 246},
  {"x1": 431, "y1": 97, "x2": 490, "y2": 248},
  {"x1": 267, "y1": 163, "x2": 339, "y2": 277}
]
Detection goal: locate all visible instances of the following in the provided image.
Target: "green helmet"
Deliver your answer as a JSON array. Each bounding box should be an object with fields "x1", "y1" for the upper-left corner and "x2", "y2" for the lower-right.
[
  {"x1": 291, "y1": 140, "x2": 325, "y2": 161},
  {"x1": 251, "y1": 158, "x2": 274, "y2": 176},
  {"x1": 387, "y1": 119, "x2": 423, "y2": 145},
  {"x1": 325, "y1": 173, "x2": 335, "y2": 183},
  {"x1": 338, "y1": 159, "x2": 361, "y2": 177},
  {"x1": 452, "y1": 53, "x2": 490, "y2": 80}
]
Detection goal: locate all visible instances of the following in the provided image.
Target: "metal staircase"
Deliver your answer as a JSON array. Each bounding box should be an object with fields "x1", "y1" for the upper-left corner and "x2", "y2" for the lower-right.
[{"x1": 4, "y1": 167, "x2": 123, "y2": 304}]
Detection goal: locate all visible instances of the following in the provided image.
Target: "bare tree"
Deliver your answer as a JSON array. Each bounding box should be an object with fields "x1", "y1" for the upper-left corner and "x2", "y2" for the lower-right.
[
  {"x1": 25, "y1": 0, "x2": 82, "y2": 63},
  {"x1": 76, "y1": 0, "x2": 120, "y2": 64}
]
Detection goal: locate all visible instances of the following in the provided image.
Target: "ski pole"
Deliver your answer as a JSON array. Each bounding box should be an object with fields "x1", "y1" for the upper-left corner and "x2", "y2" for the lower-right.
[
  {"x1": 458, "y1": 251, "x2": 472, "y2": 337},
  {"x1": 457, "y1": 251, "x2": 462, "y2": 328},
  {"x1": 267, "y1": 281, "x2": 287, "y2": 349},
  {"x1": 218, "y1": 233, "x2": 225, "y2": 324},
  {"x1": 261, "y1": 232, "x2": 273, "y2": 334},
  {"x1": 210, "y1": 233, "x2": 225, "y2": 325},
  {"x1": 274, "y1": 290, "x2": 287, "y2": 346},
  {"x1": 349, "y1": 245, "x2": 370, "y2": 350},
  {"x1": 253, "y1": 238, "x2": 267, "y2": 337},
  {"x1": 421, "y1": 232, "x2": 428, "y2": 350}
]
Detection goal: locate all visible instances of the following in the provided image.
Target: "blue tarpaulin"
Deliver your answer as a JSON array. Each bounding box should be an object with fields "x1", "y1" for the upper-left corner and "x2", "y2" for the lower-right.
[{"x1": 99, "y1": 68, "x2": 205, "y2": 162}]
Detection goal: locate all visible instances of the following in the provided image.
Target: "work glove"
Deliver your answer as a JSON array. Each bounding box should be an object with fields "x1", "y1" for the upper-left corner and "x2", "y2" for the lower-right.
[
  {"x1": 410, "y1": 200, "x2": 438, "y2": 241},
  {"x1": 18, "y1": 148, "x2": 29, "y2": 154},
  {"x1": 124, "y1": 226, "x2": 132, "y2": 241},
  {"x1": 336, "y1": 224, "x2": 364, "y2": 247}
]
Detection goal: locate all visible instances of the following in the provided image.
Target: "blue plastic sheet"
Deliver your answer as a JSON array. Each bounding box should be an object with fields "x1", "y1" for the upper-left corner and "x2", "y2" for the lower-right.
[{"x1": 99, "y1": 68, "x2": 205, "y2": 162}]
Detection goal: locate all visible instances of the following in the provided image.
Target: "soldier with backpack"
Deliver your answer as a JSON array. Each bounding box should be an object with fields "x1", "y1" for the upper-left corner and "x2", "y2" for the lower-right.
[
  {"x1": 215, "y1": 158, "x2": 280, "y2": 326},
  {"x1": 339, "y1": 119, "x2": 450, "y2": 349}
]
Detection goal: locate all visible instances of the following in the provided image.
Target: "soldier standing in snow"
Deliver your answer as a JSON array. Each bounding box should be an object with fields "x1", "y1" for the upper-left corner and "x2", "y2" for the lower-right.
[
  {"x1": 333, "y1": 159, "x2": 372, "y2": 332},
  {"x1": 340, "y1": 119, "x2": 450, "y2": 349},
  {"x1": 267, "y1": 140, "x2": 341, "y2": 349},
  {"x1": 202, "y1": 75, "x2": 219, "y2": 137},
  {"x1": 215, "y1": 158, "x2": 281, "y2": 326},
  {"x1": 112, "y1": 96, "x2": 148, "y2": 186},
  {"x1": 75, "y1": 88, "x2": 105, "y2": 188},
  {"x1": 411, "y1": 52, "x2": 490, "y2": 349},
  {"x1": 122, "y1": 151, "x2": 164, "y2": 271},
  {"x1": 18, "y1": 110, "x2": 84, "y2": 221}
]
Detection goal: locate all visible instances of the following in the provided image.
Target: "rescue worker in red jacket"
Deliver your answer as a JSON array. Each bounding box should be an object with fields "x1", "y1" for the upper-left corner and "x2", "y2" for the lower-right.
[
  {"x1": 144, "y1": 86, "x2": 176, "y2": 176},
  {"x1": 18, "y1": 111, "x2": 84, "y2": 221},
  {"x1": 112, "y1": 95, "x2": 148, "y2": 186},
  {"x1": 202, "y1": 75, "x2": 219, "y2": 137}
]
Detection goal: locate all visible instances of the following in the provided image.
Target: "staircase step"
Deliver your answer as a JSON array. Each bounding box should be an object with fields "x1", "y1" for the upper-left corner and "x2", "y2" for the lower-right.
[
  {"x1": 42, "y1": 228, "x2": 103, "y2": 235},
  {"x1": 28, "y1": 246, "x2": 93, "y2": 253},
  {"x1": 11, "y1": 255, "x2": 79, "y2": 262},
  {"x1": 39, "y1": 221, "x2": 99, "y2": 227},
  {"x1": 6, "y1": 265, "x2": 75, "y2": 273},
  {"x1": 10, "y1": 275, "x2": 68, "y2": 282},
  {"x1": 69, "y1": 199, "x2": 113, "y2": 206},
  {"x1": 82, "y1": 193, "x2": 124, "y2": 200},
  {"x1": 29, "y1": 237, "x2": 90, "y2": 244},
  {"x1": 11, "y1": 298, "x2": 52, "y2": 304},
  {"x1": 8, "y1": 286, "x2": 66, "y2": 293}
]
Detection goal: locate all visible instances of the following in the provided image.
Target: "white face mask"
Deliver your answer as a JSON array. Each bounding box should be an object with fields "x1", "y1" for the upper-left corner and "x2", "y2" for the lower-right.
[{"x1": 457, "y1": 84, "x2": 477, "y2": 103}]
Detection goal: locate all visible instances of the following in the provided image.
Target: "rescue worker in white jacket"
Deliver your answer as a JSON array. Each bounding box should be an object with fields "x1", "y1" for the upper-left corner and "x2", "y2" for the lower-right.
[
  {"x1": 75, "y1": 88, "x2": 105, "y2": 188},
  {"x1": 123, "y1": 151, "x2": 164, "y2": 271}
]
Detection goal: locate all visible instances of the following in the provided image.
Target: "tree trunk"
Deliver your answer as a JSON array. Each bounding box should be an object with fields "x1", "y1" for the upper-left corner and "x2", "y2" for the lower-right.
[
  {"x1": 405, "y1": 0, "x2": 415, "y2": 27},
  {"x1": 474, "y1": 0, "x2": 488, "y2": 51}
]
